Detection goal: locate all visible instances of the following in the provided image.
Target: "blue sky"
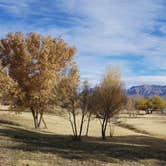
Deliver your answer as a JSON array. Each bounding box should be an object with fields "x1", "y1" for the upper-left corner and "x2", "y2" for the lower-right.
[{"x1": 0, "y1": 0, "x2": 166, "y2": 88}]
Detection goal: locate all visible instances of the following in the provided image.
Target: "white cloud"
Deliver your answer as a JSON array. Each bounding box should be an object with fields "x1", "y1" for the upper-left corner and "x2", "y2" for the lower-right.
[
  {"x1": 56, "y1": 0, "x2": 165, "y2": 54},
  {"x1": 0, "y1": 0, "x2": 166, "y2": 87},
  {"x1": 1, "y1": 0, "x2": 166, "y2": 57},
  {"x1": 124, "y1": 75, "x2": 166, "y2": 88}
]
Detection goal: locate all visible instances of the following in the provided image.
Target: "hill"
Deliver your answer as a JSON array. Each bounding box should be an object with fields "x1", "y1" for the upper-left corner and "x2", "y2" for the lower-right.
[{"x1": 127, "y1": 85, "x2": 166, "y2": 98}]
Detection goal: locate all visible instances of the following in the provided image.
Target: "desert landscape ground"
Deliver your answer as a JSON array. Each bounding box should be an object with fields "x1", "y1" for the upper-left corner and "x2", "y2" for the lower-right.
[{"x1": 0, "y1": 106, "x2": 166, "y2": 166}]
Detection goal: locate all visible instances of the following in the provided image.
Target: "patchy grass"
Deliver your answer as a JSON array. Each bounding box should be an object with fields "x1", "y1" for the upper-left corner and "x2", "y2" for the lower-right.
[
  {"x1": 0, "y1": 111, "x2": 166, "y2": 166},
  {"x1": 117, "y1": 113, "x2": 166, "y2": 139},
  {"x1": 115, "y1": 121, "x2": 150, "y2": 135}
]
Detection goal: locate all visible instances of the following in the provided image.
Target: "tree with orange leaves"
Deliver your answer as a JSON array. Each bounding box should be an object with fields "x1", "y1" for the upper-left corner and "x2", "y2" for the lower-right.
[{"x1": 0, "y1": 32, "x2": 76, "y2": 128}]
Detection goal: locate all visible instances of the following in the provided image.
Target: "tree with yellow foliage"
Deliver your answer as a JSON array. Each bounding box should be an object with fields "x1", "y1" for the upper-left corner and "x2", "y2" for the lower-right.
[
  {"x1": 55, "y1": 62, "x2": 81, "y2": 140},
  {"x1": 135, "y1": 96, "x2": 165, "y2": 114},
  {"x1": 0, "y1": 32, "x2": 76, "y2": 128},
  {"x1": 94, "y1": 68, "x2": 127, "y2": 139}
]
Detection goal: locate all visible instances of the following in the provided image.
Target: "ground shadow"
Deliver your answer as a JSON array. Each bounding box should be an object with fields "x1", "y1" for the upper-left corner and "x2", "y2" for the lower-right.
[
  {"x1": 0, "y1": 119, "x2": 21, "y2": 126},
  {"x1": 115, "y1": 121, "x2": 151, "y2": 135},
  {"x1": 0, "y1": 124, "x2": 166, "y2": 164}
]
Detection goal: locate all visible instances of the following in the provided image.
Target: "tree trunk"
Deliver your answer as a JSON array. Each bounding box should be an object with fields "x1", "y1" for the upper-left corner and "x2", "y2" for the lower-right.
[
  {"x1": 31, "y1": 108, "x2": 45, "y2": 129},
  {"x1": 38, "y1": 112, "x2": 43, "y2": 128},
  {"x1": 68, "y1": 99, "x2": 80, "y2": 141},
  {"x1": 103, "y1": 116, "x2": 108, "y2": 139},
  {"x1": 42, "y1": 116, "x2": 47, "y2": 128},
  {"x1": 101, "y1": 114, "x2": 108, "y2": 140},
  {"x1": 109, "y1": 119, "x2": 114, "y2": 137},
  {"x1": 33, "y1": 117, "x2": 38, "y2": 129},
  {"x1": 72, "y1": 109, "x2": 78, "y2": 138},
  {"x1": 68, "y1": 112, "x2": 76, "y2": 136},
  {"x1": 78, "y1": 110, "x2": 85, "y2": 139},
  {"x1": 146, "y1": 109, "x2": 149, "y2": 114},
  {"x1": 31, "y1": 107, "x2": 39, "y2": 129},
  {"x1": 85, "y1": 112, "x2": 91, "y2": 136},
  {"x1": 102, "y1": 127, "x2": 106, "y2": 140},
  {"x1": 71, "y1": 99, "x2": 79, "y2": 141}
]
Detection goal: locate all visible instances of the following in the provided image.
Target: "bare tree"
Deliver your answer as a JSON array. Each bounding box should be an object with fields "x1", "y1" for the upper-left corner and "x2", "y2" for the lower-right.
[
  {"x1": 126, "y1": 97, "x2": 137, "y2": 118},
  {"x1": 84, "y1": 86, "x2": 98, "y2": 136}
]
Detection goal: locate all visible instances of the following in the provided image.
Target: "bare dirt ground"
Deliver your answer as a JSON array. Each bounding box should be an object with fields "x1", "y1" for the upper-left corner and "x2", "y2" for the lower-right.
[{"x1": 0, "y1": 109, "x2": 166, "y2": 166}]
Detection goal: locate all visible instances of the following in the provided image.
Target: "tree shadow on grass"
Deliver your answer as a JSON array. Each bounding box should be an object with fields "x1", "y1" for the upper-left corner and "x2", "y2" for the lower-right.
[
  {"x1": 0, "y1": 119, "x2": 21, "y2": 126},
  {"x1": 0, "y1": 125, "x2": 166, "y2": 164}
]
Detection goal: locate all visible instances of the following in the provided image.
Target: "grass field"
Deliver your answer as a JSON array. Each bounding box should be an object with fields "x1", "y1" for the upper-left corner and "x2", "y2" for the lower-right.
[{"x1": 0, "y1": 109, "x2": 166, "y2": 166}]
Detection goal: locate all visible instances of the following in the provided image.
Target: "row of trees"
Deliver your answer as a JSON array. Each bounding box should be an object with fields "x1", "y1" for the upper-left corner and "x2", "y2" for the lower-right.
[
  {"x1": 1, "y1": 32, "x2": 165, "y2": 140},
  {"x1": 52, "y1": 68, "x2": 127, "y2": 140},
  {"x1": 135, "y1": 96, "x2": 166, "y2": 114},
  {"x1": 0, "y1": 32, "x2": 127, "y2": 140}
]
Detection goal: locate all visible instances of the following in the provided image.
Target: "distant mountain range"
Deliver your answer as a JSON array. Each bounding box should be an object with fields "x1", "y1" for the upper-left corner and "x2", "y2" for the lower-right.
[{"x1": 127, "y1": 85, "x2": 166, "y2": 98}]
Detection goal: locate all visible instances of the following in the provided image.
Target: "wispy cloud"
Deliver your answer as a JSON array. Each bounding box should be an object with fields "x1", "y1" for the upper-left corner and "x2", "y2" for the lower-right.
[
  {"x1": 0, "y1": 0, "x2": 166, "y2": 87},
  {"x1": 124, "y1": 76, "x2": 166, "y2": 88}
]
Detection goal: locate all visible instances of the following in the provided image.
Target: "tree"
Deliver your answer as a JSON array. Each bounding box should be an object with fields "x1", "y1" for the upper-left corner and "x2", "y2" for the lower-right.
[
  {"x1": 146, "y1": 98, "x2": 154, "y2": 114},
  {"x1": 135, "y1": 96, "x2": 166, "y2": 114},
  {"x1": 55, "y1": 68, "x2": 93, "y2": 140},
  {"x1": 150, "y1": 96, "x2": 165, "y2": 113},
  {"x1": 84, "y1": 86, "x2": 97, "y2": 136},
  {"x1": 55, "y1": 62, "x2": 81, "y2": 140},
  {"x1": 135, "y1": 98, "x2": 148, "y2": 113},
  {"x1": 79, "y1": 80, "x2": 92, "y2": 137},
  {"x1": 126, "y1": 97, "x2": 134, "y2": 117},
  {"x1": 126, "y1": 97, "x2": 138, "y2": 117},
  {"x1": 0, "y1": 32, "x2": 76, "y2": 128},
  {"x1": 0, "y1": 65, "x2": 19, "y2": 106},
  {"x1": 94, "y1": 68, "x2": 127, "y2": 139}
]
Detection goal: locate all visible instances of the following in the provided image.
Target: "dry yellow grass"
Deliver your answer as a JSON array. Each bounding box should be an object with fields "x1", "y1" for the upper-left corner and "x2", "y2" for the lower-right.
[
  {"x1": 118, "y1": 114, "x2": 166, "y2": 139},
  {"x1": 0, "y1": 110, "x2": 166, "y2": 166},
  {"x1": 0, "y1": 111, "x2": 143, "y2": 137}
]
